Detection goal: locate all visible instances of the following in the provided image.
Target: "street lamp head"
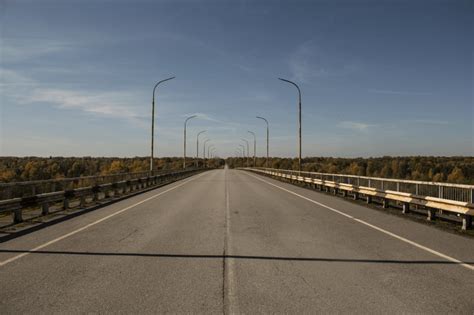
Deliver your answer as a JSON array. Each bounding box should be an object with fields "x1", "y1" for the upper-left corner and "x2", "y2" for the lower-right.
[
  {"x1": 278, "y1": 77, "x2": 296, "y2": 85},
  {"x1": 162, "y1": 76, "x2": 176, "y2": 82},
  {"x1": 185, "y1": 115, "x2": 197, "y2": 124}
]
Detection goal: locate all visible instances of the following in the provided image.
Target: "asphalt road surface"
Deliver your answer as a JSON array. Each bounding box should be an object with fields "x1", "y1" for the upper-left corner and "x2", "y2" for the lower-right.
[{"x1": 0, "y1": 169, "x2": 473, "y2": 313}]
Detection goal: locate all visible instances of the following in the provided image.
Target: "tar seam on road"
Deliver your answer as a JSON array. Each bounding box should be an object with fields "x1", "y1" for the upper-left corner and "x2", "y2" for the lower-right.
[
  {"x1": 244, "y1": 171, "x2": 474, "y2": 272},
  {"x1": 223, "y1": 169, "x2": 238, "y2": 314},
  {"x1": 0, "y1": 172, "x2": 209, "y2": 268}
]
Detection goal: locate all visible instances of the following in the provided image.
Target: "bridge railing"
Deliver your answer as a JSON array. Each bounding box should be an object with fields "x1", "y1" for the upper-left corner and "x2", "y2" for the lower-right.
[
  {"x1": 0, "y1": 169, "x2": 180, "y2": 201},
  {"x1": 0, "y1": 168, "x2": 205, "y2": 226},
  {"x1": 247, "y1": 167, "x2": 474, "y2": 230}
]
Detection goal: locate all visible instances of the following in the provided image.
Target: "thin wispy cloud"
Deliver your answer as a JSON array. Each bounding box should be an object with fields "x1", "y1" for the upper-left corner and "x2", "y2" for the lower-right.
[
  {"x1": 1, "y1": 38, "x2": 73, "y2": 63},
  {"x1": 184, "y1": 113, "x2": 243, "y2": 128},
  {"x1": 337, "y1": 121, "x2": 373, "y2": 132},
  {"x1": 2, "y1": 69, "x2": 147, "y2": 127},
  {"x1": 0, "y1": 69, "x2": 36, "y2": 87}
]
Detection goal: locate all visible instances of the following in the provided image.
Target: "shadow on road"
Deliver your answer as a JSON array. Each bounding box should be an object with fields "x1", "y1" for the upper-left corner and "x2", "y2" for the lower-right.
[{"x1": 0, "y1": 249, "x2": 472, "y2": 266}]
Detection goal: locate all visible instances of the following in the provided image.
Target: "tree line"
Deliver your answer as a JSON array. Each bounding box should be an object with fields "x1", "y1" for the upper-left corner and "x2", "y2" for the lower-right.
[
  {"x1": 225, "y1": 156, "x2": 474, "y2": 184},
  {"x1": 0, "y1": 157, "x2": 224, "y2": 183},
  {"x1": 1, "y1": 156, "x2": 472, "y2": 184}
]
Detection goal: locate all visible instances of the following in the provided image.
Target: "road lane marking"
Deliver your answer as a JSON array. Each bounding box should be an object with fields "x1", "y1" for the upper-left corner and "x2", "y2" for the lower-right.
[
  {"x1": 224, "y1": 169, "x2": 238, "y2": 314},
  {"x1": 244, "y1": 171, "x2": 474, "y2": 272},
  {"x1": 0, "y1": 171, "x2": 209, "y2": 268}
]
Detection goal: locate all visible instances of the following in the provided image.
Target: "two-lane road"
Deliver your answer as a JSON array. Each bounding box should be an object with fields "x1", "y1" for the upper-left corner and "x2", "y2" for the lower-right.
[{"x1": 1, "y1": 169, "x2": 473, "y2": 313}]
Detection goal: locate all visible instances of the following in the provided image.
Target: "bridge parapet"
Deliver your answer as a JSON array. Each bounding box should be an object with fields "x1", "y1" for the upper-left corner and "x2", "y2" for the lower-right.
[
  {"x1": 247, "y1": 167, "x2": 474, "y2": 230},
  {"x1": 0, "y1": 168, "x2": 206, "y2": 226},
  {"x1": 0, "y1": 169, "x2": 192, "y2": 201}
]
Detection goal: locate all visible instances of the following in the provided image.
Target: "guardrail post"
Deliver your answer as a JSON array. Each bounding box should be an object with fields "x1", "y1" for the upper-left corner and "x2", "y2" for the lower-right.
[
  {"x1": 63, "y1": 198, "x2": 69, "y2": 210},
  {"x1": 462, "y1": 215, "x2": 472, "y2": 230},
  {"x1": 80, "y1": 195, "x2": 86, "y2": 207},
  {"x1": 93, "y1": 187, "x2": 100, "y2": 202},
  {"x1": 427, "y1": 209, "x2": 436, "y2": 221},
  {"x1": 42, "y1": 202, "x2": 49, "y2": 215},
  {"x1": 105, "y1": 188, "x2": 112, "y2": 198},
  {"x1": 402, "y1": 202, "x2": 410, "y2": 214},
  {"x1": 13, "y1": 207, "x2": 23, "y2": 223}
]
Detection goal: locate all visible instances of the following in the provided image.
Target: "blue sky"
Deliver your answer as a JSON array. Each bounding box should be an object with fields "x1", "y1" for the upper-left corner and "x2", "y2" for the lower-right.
[{"x1": 1, "y1": 0, "x2": 472, "y2": 158}]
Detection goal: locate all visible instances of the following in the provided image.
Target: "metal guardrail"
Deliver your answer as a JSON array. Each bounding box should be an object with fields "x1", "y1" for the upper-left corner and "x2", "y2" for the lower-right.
[
  {"x1": 247, "y1": 168, "x2": 474, "y2": 230},
  {"x1": 252, "y1": 168, "x2": 474, "y2": 203},
  {"x1": 0, "y1": 168, "x2": 205, "y2": 225},
  {"x1": 0, "y1": 169, "x2": 184, "y2": 201}
]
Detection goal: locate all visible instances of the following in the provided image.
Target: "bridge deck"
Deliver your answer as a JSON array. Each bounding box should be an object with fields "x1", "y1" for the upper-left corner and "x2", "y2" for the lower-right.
[{"x1": 0, "y1": 169, "x2": 473, "y2": 313}]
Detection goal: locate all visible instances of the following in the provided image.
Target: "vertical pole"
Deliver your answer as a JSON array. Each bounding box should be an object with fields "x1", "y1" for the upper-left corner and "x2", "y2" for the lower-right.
[
  {"x1": 298, "y1": 86, "x2": 301, "y2": 173},
  {"x1": 183, "y1": 115, "x2": 197, "y2": 169},
  {"x1": 246, "y1": 142, "x2": 249, "y2": 167},
  {"x1": 150, "y1": 97, "x2": 155, "y2": 172},
  {"x1": 254, "y1": 137, "x2": 256, "y2": 167},
  {"x1": 183, "y1": 121, "x2": 186, "y2": 169},
  {"x1": 150, "y1": 76, "x2": 175, "y2": 172},
  {"x1": 278, "y1": 78, "x2": 302, "y2": 173},
  {"x1": 266, "y1": 122, "x2": 269, "y2": 168}
]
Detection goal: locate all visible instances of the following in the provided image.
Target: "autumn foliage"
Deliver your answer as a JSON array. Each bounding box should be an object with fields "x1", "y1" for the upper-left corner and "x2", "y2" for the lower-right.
[
  {"x1": 226, "y1": 156, "x2": 474, "y2": 184},
  {"x1": 0, "y1": 157, "x2": 224, "y2": 183}
]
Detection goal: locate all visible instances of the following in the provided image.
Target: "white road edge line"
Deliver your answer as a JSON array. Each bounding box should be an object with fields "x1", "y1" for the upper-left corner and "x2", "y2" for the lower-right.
[
  {"x1": 245, "y1": 171, "x2": 474, "y2": 272},
  {"x1": 0, "y1": 171, "x2": 209, "y2": 268}
]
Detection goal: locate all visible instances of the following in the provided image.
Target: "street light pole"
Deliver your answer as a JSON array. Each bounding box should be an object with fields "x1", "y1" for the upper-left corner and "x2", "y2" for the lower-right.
[
  {"x1": 239, "y1": 144, "x2": 245, "y2": 167},
  {"x1": 196, "y1": 130, "x2": 206, "y2": 168},
  {"x1": 278, "y1": 77, "x2": 302, "y2": 173},
  {"x1": 241, "y1": 139, "x2": 249, "y2": 167},
  {"x1": 207, "y1": 145, "x2": 214, "y2": 168},
  {"x1": 150, "y1": 76, "x2": 175, "y2": 172},
  {"x1": 256, "y1": 116, "x2": 269, "y2": 168},
  {"x1": 247, "y1": 131, "x2": 256, "y2": 167},
  {"x1": 208, "y1": 145, "x2": 214, "y2": 159},
  {"x1": 203, "y1": 139, "x2": 210, "y2": 167},
  {"x1": 183, "y1": 115, "x2": 197, "y2": 169}
]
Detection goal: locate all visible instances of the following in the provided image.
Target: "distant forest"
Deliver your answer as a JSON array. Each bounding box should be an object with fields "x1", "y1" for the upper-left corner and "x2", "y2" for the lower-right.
[
  {"x1": 226, "y1": 156, "x2": 474, "y2": 184},
  {"x1": 0, "y1": 156, "x2": 472, "y2": 184},
  {"x1": 0, "y1": 157, "x2": 224, "y2": 183}
]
